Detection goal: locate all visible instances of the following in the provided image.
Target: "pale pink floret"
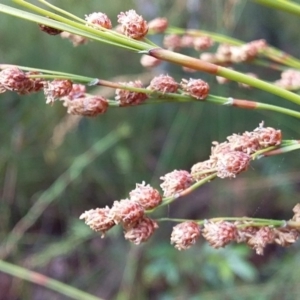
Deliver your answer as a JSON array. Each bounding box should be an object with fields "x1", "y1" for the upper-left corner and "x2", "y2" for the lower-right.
[
  {"x1": 85, "y1": 12, "x2": 112, "y2": 29},
  {"x1": 109, "y1": 199, "x2": 144, "y2": 227},
  {"x1": 148, "y1": 74, "x2": 178, "y2": 93},
  {"x1": 129, "y1": 182, "x2": 162, "y2": 210},
  {"x1": 216, "y1": 151, "x2": 251, "y2": 178},
  {"x1": 160, "y1": 170, "x2": 194, "y2": 197},
  {"x1": 117, "y1": 10, "x2": 148, "y2": 39},
  {"x1": 124, "y1": 216, "x2": 158, "y2": 244},
  {"x1": 171, "y1": 221, "x2": 201, "y2": 250},
  {"x1": 202, "y1": 221, "x2": 238, "y2": 248},
  {"x1": 247, "y1": 227, "x2": 275, "y2": 255},
  {"x1": 148, "y1": 17, "x2": 168, "y2": 33},
  {"x1": 79, "y1": 207, "x2": 115, "y2": 237}
]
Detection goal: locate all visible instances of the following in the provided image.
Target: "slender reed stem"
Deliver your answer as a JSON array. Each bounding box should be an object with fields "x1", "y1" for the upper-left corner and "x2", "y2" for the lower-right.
[{"x1": 0, "y1": 260, "x2": 102, "y2": 300}]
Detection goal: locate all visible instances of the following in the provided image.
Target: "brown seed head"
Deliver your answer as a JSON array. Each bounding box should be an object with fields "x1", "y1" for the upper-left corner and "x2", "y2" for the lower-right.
[
  {"x1": 115, "y1": 80, "x2": 148, "y2": 106},
  {"x1": 148, "y1": 74, "x2": 178, "y2": 94},
  {"x1": 129, "y1": 182, "x2": 162, "y2": 210},
  {"x1": 25, "y1": 71, "x2": 44, "y2": 93},
  {"x1": 0, "y1": 67, "x2": 35, "y2": 95},
  {"x1": 39, "y1": 23, "x2": 62, "y2": 35},
  {"x1": 44, "y1": 79, "x2": 73, "y2": 104},
  {"x1": 202, "y1": 221, "x2": 238, "y2": 248},
  {"x1": 64, "y1": 96, "x2": 108, "y2": 117},
  {"x1": 109, "y1": 199, "x2": 144, "y2": 227},
  {"x1": 170, "y1": 221, "x2": 201, "y2": 250},
  {"x1": 124, "y1": 216, "x2": 158, "y2": 244},
  {"x1": 85, "y1": 12, "x2": 112, "y2": 29},
  {"x1": 66, "y1": 84, "x2": 87, "y2": 100},
  {"x1": 117, "y1": 10, "x2": 148, "y2": 39},
  {"x1": 180, "y1": 78, "x2": 210, "y2": 100},
  {"x1": 160, "y1": 170, "x2": 194, "y2": 197},
  {"x1": 79, "y1": 207, "x2": 115, "y2": 237},
  {"x1": 148, "y1": 17, "x2": 168, "y2": 33},
  {"x1": 216, "y1": 151, "x2": 251, "y2": 178}
]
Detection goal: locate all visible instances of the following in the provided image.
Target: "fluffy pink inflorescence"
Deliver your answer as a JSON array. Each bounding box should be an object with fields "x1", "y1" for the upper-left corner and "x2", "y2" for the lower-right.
[
  {"x1": 79, "y1": 207, "x2": 115, "y2": 237},
  {"x1": 109, "y1": 199, "x2": 144, "y2": 227},
  {"x1": 148, "y1": 17, "x2": 168, "y2": 33},
  {"x1": 190, "y1": 159, "x2": 216, "y2": 181},
  {"x1": 148, "y1": 74, "x2": 178, "y2": 93},
  {"x1": 115, "y1": 80, "x2": 148, "y2": 106},
  {"x1": 193, "y1": 36, "x2": 214, "y2": 51},
  {"x1": 85, "y1": 12, "x2": 112, "y2": 29},
  {"x1": 247, "y1": 227, "x2": 275, "y2": 255},
  {"x1": 64, "y1": 96, "x2": 109, "y2": 117},
  {"x1": 124, "y1": 216, "x2": 158, "y2": 244},
  {"x1": 202, "y1": 221, "x2": 238, "y2": 248},
  {"x1": 66, "y1": 84, "x2": 87, "y2": 100},
  {"x1": 0, "y1": 67, "x2": 35, "y2": 95},
  {"x1": 163, "y1": 34, "x2": 182, "y2": 50},
  {"x1": 170, "y1": 221, "x2": 201, "y2": 250},
  {"x1": 252, "y1": 123, "x2": 282, "y2": 148},
  {"x1": 117, "y1": 10, "x2": 148, "y2": 39},
  {"x1": 44, "y1": 79, "x2": 73, "y2": 104},
  {"x1": 180, "y1": 78, "x2": 210, "y2": 100},
  {"x1": 160, "y1": 170, "x2": 194, "y2": 197},
  {"x1": 129, "y1": 182, "x2": 162, "y2": 210},
  {"x1": 216, "y1": 151, "x2": 251, "y2": 178}
]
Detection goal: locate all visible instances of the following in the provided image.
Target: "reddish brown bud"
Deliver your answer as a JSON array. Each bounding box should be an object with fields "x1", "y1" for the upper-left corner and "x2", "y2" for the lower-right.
[
  {"x1": 115, "y1": 80, "x2": 148, "y2": 106},
  {"x1": 43, "y1": 79, "x2": 73, "y2": 104},
  {"x1": 39, "y1": 23, "x2": 62, "y2": 35},
  {"x1": 148, "y1": 74, "x2": 178, "y2": 93},
  {"x1": 180, "y1": 78, "x2": 210, "y2": 100},
  {"x1": 0, "y1": 67, "x2": 34, "y2": 95}
]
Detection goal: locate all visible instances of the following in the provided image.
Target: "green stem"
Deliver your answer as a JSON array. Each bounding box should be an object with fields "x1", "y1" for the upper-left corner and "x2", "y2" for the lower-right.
[
  {"x1": 253, "y1": 0, "x2": 300, "y2": 17},
  {"x1": 0, "y1": 260, "x2": 102, "y2": 300}
]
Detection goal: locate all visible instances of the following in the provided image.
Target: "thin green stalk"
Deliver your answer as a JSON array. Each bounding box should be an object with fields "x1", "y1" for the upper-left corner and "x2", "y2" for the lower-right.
[
  {"x1": 0, "y1": 260, "x2": 102, "y2": 300},
  {"x1": 254, "y1": 0, "x2": 300, "y2": 17},
  {"x1": 0, "y1": 126, "x2": 131, "y2": 259},
  {"x1": 38, "y1": 0, "x2": 85, "y2": 23}
]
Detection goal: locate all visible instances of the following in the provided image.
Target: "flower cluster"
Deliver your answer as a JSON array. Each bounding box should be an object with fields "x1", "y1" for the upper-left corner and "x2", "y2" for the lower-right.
[
  {"x1": 80, "y1": 182, "x2": 161, "y2": 244},
  {"x1": 200, "y1": 39, "x2": 267, "y2": 64},
  {"x1": 274, "y1": 69, "x2": 300, "y2": 90},
  {"x1": 191, "y1": 122, "x2": 282, "y2": 180},
  {"x1": 170, "y1": 203, "x2": 300, "y2": 254}
]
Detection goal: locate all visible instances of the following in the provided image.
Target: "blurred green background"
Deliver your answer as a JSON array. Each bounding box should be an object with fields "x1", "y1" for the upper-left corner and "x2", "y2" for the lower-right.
[{"x1": 1, "y1": 0, "x2": 300, "y2": 299}]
